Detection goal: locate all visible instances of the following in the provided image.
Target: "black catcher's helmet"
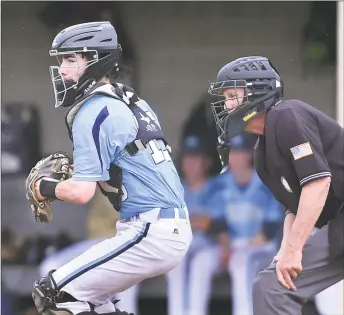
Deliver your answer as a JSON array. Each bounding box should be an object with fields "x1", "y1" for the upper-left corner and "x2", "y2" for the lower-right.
[
  {"x1": 49, "y1": 21, "x2": 122, "y2": 107},
  {"x1": 208, "y1": 56, "x2": 283, "y2": 144}
]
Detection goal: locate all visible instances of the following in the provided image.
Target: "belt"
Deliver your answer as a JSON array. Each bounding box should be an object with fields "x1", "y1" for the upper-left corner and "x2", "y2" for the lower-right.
[{"x1": 120, "y1": 207, "x2": 187, "y2": 223}]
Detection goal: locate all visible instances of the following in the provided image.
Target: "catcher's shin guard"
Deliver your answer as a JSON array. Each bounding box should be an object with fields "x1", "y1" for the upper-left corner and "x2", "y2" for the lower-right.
[{"x1": 32, "y1": 270, "x2": 73, "y2": 315}]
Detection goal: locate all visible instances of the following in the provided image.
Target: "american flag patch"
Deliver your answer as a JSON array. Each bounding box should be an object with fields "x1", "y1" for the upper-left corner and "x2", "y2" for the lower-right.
[{"x1": 290, "y1": 142, "x2": 313, "y2": 160}]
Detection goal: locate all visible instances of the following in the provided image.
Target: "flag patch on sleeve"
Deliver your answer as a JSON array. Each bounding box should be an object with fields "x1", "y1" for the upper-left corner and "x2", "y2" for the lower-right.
[{"x1": 290, "y1": 142, "x2": 313, "y2": 160}]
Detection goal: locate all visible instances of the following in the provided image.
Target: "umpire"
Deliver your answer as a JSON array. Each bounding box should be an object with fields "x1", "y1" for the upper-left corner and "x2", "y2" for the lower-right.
[{"x1": 208, "y1": 56, "x2": 344, "y2": 315}]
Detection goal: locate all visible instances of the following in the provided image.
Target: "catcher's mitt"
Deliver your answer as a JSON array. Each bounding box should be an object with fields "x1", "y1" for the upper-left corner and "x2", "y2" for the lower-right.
[{"x1": 25, "y1": 152, "x2": 73, "y2": 223}]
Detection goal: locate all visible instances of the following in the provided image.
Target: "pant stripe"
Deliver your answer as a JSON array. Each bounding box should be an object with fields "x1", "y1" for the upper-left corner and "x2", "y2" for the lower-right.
[{"x1": 56, "y1": 222, "x2": 150, "y2": 290}]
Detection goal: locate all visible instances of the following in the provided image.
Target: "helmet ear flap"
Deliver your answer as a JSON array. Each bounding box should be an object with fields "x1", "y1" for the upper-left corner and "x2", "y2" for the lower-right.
[{"x1": 87, "y1": 50, "x2": 120, "y2": 83}]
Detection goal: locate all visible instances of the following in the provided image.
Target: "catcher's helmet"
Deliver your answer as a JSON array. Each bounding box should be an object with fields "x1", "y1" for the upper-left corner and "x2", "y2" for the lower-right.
[
  {"x1": 208, "y1": 56, "x2": 283, "y2": 143},
  {"x1": 49, "y1": 21, "x2": 121, "y2": 107}
]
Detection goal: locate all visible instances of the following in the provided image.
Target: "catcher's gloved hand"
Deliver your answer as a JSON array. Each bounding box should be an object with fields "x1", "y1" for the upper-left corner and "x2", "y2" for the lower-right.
[{"x1": 25, "y1": 152, "x2": 73, "y2": 223}]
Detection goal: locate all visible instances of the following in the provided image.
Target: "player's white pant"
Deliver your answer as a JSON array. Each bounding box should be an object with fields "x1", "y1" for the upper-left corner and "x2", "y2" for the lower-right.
[
  {"x1": 115, "y1": 284, "x2": 140, "y2": 315},
  {"x1": 50, "y1": 210, "x2": 192, "y2": 314},
  {"x1": 308, "y1": 227, "x2": 344, "y2": 315},
  {"x1": 228, "y1": 241, "x2": 277, "y2": 315},
  {"x1": 314, "y1": 280, "x2": 344, "y2": 315},
  {"x1": 39, "y1": 238, "x2": 107, "y2": 277},
  {"x1": 115, "y1": 238, "x2": 220, "y2": 315},
  {"x1": 165, "y1": 243, "x2": 220, "y2": 315},
  {"x1": 40, "y1": 237, "x2": 141, "y2": 314}
]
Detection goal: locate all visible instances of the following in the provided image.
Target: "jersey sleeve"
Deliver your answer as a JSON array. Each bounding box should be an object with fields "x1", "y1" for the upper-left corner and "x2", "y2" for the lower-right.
[
  {"x1": 275, "y1": 108, "x2": 331, "y2": 187},
  {"x1": 72, "y1": 105, "x2": 135, "y2": 182}
]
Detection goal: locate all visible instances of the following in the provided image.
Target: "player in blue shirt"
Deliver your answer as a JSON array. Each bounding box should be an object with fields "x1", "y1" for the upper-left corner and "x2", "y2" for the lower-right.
[
  {"x1": 31, "y1": 22, "x2": 192, "y2": 315},
  {"x1": 165, "y1": 135, "x2": 225, "y2": 315},
  {"x1": 211, "y1": 134, "x2": 283, "y2": 315}
]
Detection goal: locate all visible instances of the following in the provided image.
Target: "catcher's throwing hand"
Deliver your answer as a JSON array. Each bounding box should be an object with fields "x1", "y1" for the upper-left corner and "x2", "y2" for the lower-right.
[
  {"x1": 25, "y1": 152, "x2": 73, "y2": 223},
  {"x1": 275, "y1": 246, "x2": 303, "y2": 291}
]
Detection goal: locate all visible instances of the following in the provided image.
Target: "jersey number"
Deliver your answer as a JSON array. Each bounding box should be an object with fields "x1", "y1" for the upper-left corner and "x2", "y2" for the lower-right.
[{"x1": 148, "y1": 140, "x2": 171, "y2": 165}]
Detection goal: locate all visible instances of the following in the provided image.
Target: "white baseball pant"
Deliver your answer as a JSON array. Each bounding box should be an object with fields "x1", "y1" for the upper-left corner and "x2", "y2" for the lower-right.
[
  {"x1": 228, "y1": 240, "x2": 277, "y2": 315},
  {"x1": 315, "y1": 280, "x2": 344, "y2": 315},
  {"x1": 115, "y1": 237, "x2": 221, "y2": 315},
  {"x1": 50, "y1": 208, "x2": 192, "y2": 314},
  {"x1": 165, "y1": 242, "x2": 221, "y2": 315}
]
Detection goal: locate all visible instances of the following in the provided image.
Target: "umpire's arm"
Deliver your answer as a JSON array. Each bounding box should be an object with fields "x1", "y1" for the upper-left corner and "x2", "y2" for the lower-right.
[
  {"x1": 281, "y1": 210, "x2": 295, "y2": 245},
  {"x1": 276, "y1": 109, "x2": 331, "y2": 251},
  {"x1": 288, "y1": 177, "x2": 330, "y2": 251}
]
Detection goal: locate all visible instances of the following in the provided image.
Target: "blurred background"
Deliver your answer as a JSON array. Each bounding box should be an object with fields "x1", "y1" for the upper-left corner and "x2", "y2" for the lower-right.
[{"x1": 1, "y1": 1, "x2": 343, "y2": 315}]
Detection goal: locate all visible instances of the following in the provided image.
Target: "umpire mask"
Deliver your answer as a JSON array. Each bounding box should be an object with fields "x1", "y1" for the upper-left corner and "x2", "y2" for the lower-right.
[{"x1": 208, "y1": 56, "x2": 283, "y2": 144}]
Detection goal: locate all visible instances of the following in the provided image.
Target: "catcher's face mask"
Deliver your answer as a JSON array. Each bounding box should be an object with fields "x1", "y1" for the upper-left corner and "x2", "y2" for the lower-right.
[{"x1": 49, "y1": 50, "x2": 98, "y2": 108}]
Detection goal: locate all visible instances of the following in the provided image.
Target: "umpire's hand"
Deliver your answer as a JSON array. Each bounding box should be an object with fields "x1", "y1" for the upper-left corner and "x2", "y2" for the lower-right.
[{"x1": 275, "y1": 246, "x2": 303, "y2": 291}]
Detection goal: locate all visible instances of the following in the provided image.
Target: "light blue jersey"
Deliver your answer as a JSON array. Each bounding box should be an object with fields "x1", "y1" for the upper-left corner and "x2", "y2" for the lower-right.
[
  {"x1": 72, "y1": 93, "x2": 186, "y2": 218},
  {"x1": 182, "y1": 178, "x2": 222, "y2": 249},
  {"x1": 211, "y1": 171, "x2": 283, "y2": 241},
  {"x1": 183, "y1": 180, "x2": 213, "y2": 217}
]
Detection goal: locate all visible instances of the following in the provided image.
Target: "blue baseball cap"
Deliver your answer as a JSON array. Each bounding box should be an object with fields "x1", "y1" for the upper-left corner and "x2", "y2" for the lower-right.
[
  {"x1": 227, "y1": 133, "x2": 255, "y2": 150},
  {"x1": 181, "y1": 135, "x2": 211, "y2": 155}
]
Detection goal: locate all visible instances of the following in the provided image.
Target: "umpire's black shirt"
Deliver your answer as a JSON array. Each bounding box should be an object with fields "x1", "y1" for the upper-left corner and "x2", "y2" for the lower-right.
[{"x1": 254, "y1": 99, "x2": 344, "y2": 228}]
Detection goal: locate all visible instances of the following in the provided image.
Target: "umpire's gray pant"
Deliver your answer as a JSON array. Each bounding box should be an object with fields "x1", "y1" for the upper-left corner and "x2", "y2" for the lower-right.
[{"x1": 253, "y1": 210, "x2": 344, "y2": 315}]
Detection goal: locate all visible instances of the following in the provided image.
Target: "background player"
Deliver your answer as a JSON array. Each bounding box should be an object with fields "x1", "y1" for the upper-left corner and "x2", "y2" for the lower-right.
[
  {"x1": 208, "y1": 56, "x2": 344, "y2": 315},
  {"x1": 30, "y1": 21, "x2": 192, "y2": 315},
  {"x1": 165, "y1": 135, "x2": 225, "y2": 315},
  {"x1": 212, "y1": 133, "x2": 283, "y2": 315}
]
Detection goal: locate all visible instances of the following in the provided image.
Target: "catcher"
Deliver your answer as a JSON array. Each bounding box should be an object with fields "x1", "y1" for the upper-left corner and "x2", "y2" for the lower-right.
[{"x1": 27, "y1": 21, "x2": 191, "y2": 315}]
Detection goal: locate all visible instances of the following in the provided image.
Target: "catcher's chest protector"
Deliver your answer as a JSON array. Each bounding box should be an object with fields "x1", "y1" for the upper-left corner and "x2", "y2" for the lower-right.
[{"x1": 64, "y1": 83, "x2": 169, "y2": 212}]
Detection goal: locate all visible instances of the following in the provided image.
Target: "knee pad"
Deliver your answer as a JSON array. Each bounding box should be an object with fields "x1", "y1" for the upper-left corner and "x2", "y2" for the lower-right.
[
  {"x1": 32, "y1": 272, "x2": 134, "y2": 315},
  {"x1": 32, "y1": 270, "x2": 75, "y2": 315}
]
